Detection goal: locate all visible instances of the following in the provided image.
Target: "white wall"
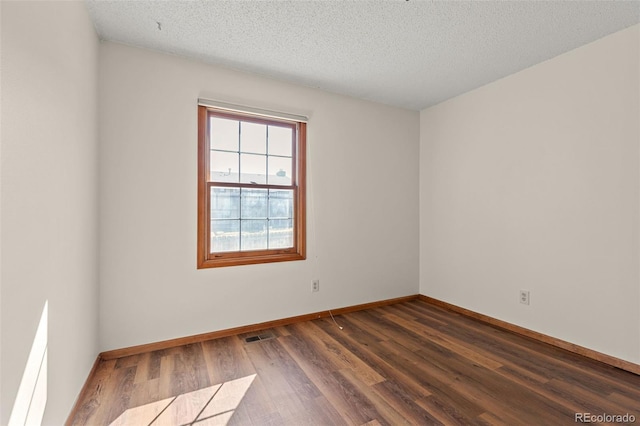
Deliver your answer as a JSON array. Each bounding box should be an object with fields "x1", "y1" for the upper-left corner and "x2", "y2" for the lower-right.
[
  {"x1": 420, "y1": 25, "x2": 640, "y2": 364},
  {"x1": 0, "y1": 1, "x2": 99, "y2": 424},
  {"x1": 98, "y1": 43, "x2": 419, "y2": 352},
  {"x1": 0, "y1": 1, "x2": 4, "y2": 423}
]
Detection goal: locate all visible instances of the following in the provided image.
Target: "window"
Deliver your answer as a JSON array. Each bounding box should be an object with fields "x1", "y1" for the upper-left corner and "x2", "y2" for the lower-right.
[{"x1": 197, "y1": 105, "x2": 306, "y2": 268}]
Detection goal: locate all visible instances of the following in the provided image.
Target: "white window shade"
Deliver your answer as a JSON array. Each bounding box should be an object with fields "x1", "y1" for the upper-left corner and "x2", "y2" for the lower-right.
[{"x1": 198, "y1": 99, "x2": 308, "y2": 123}]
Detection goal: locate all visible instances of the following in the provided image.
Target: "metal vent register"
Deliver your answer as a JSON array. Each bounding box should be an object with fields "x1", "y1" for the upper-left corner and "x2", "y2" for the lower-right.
[{"x1": 244, "y1": 333, "x2": 275, "y2": 343}]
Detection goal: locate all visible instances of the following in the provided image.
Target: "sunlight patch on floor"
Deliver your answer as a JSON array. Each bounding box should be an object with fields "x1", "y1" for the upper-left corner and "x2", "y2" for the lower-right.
[
  {"x1": 194, "y1": 374, "x2": 257, "y2": 424},
  {"x1": 109, "y1": 374, "x2": 256, "y2": 426},
  {"x1": 109, "y1": 397, "x2": 175, "y2": 426}
]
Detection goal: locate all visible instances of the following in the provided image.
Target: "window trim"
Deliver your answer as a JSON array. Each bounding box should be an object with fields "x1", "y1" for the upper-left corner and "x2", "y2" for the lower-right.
[{"x1": 197, "y1": 105, "x2": 306, "y2": 268}]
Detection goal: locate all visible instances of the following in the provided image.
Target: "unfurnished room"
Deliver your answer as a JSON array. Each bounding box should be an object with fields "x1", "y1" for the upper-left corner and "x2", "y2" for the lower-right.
[{"x1": 1, "y1": 1, "x2": 639, "y2": 425}]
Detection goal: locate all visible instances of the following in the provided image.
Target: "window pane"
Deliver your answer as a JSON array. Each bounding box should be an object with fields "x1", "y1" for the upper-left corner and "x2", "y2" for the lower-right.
[
  {"x1": 269, "y1": 219, "x2": 293, "y2": 249},
  {"x1": 241, "y1": 122, "x2": 266, "y2": 154},
  {"x1": 210, "y1": 151, "x2": 239, "y2": 183},
  {"x1": 268, "y1": 156, "x2": 292, "y2": 185},
  {"x1": 240, "y1": 153, "x2": 266, "y2": 184},
  {"x1": 241, "y1": 189, "x2": 268, "y2": 219},
  {"x1": 269, "y1": 190, "x2": 293, "y2": 219},
  {"x1": 241, "y1": 220, "x2": 268, "y2": 250},
  {"x1": 210, "y1": 187, "x2": 239, "y2": 219},
  {"x1": 268, "y1": 126, "x2": 292, "y2": 157},
  {"x1": 210, "y1": 117, "x2": 239, "y2": 152},
  {"x1": 211, "y1": 220, "x2": 239, "y2": 253}
]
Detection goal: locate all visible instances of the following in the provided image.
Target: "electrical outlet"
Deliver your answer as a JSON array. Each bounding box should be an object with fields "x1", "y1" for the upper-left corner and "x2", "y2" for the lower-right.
[
  {"x1": 520, "y1": 290, "x2": 530, "y2": 305},
  {"x1": 312, "y1": 280, "x2": 320, "y2": 292}
]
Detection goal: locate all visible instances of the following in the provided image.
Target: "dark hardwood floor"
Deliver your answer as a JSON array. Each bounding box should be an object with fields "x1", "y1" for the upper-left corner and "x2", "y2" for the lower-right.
[{"x1": 69, "y1": 300, "x2": 640, "y2": 425}]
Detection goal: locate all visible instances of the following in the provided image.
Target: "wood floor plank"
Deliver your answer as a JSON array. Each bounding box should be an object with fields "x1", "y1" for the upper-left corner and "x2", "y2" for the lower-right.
[
  {"x1": 383, "y1": 311, "x2": 504, "y2": 371},
  {"x1": 278, "y1": 330, "x2": 384, "y2": 425},
  {"x1": 377, "y1": 304, "x2": 419, "y2": 322},
  {"x1": 152, "y1": 385, "x2": 221, "y2": 426},
  {"x1": 314, "y1": 317, "x2": 432, "y2": 402},
  {"x1": 103, "y1": 365, "x2": 136, "y2": 425},
  {"x1": 408, "y1": 335, "x2": 574, "y2": 424},
  {"x1": 354, "y1": 310, "x2": 432, "y2": 353},
  {"x1": 416, "y1": 307, "x2": 601, "y2": 387},
  {"x1": 371, "y1": 380, "x2": 441, "y2": 425},
  {"x1": 608, "y1": 391, "x2": 640, "y2": 411},
  {"x1": 490, "y1": 365, "x2": 584, "y2": 414},
  {"x1": 337, "y1": 315, "x2": 386, "y2": 343},
  {"x1": 416, "y1": 318, "x2": 551, "y2": 385},
  {"x1": 202, "y1": 336, "x2": 256, "y2": 385},
  {"x1": 128, "y1": 378, "x2": 162, "y2": 413},
  {"x1": 418, "y1": 303, "x2": 635, "y2": 395},
  {"x1": 413, "y1": 394, "x2": 482, "y2": 425},
  {"x1": 158, "y1": 353, "x2": 174, "y2": 400},
  {"x1": 67, "y1": 359, "x2": 117, "y2": 426},
  {"x1": 241, "y1": 337, "x2": 323, "y2": 422},
  {"x1": 133, "y1": 351, "x2": 151, "y2": 384},
  {"x1": 366, "y1": 339, "x2": 487, "y2": 424},
  {"x1": 544, "y1": 378, "x2": 637, "y2": 415},
  {"x1": 146, "y1": 349, "x2": 165, "y2": 381},
  {"x1": 360, "y1": 420, "x2": 383, "y2": 426},
  {"x1": 337, "y1": 368, "x2": 407, "y2": 425},
  {"x1": 68, "y1": 300, "x2": 640, "y2": 426},
  {"x1": 225, "y1": 374, "x2": 281, "y2": 425},
  {"x1": 170, "y1": 343, "x2": 211, "y2": 398},
  {"x1": 109, "y1": 395, "x2": 174, "y2": 426},
  {"x1": 309, "y1": 395, "x2": 350, "y2": 426},
  {"x1": 244, "y1": 333, "x2": 349, "y2": 426},
  {"x1": 476, "y1": 411, "x2": 511, "y2": 426},
  {"x1": 395, "y1": 301, "x2": 450, "y2": 327},
  {"x1": 297, "y1": 320, "x2": 385, "y2": 386},
  {"x1": 114, "y1": 353, "x2": 140, "y2": 370}
]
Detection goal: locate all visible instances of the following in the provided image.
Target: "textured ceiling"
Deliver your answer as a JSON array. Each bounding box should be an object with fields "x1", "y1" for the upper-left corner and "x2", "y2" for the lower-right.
[{"x1": 85, "y1": 0, "x2": 640, "y2": 110}]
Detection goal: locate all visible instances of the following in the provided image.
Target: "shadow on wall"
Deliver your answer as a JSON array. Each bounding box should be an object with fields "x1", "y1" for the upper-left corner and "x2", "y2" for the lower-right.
[{"x1": 9, "y1": 300, "x2": 48, "y2": 425}]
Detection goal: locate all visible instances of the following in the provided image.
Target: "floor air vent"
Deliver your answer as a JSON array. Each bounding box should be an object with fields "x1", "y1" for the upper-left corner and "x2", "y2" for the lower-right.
[{"x1": 245, "y1": 333, "x2": 275, "y2": 343}]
